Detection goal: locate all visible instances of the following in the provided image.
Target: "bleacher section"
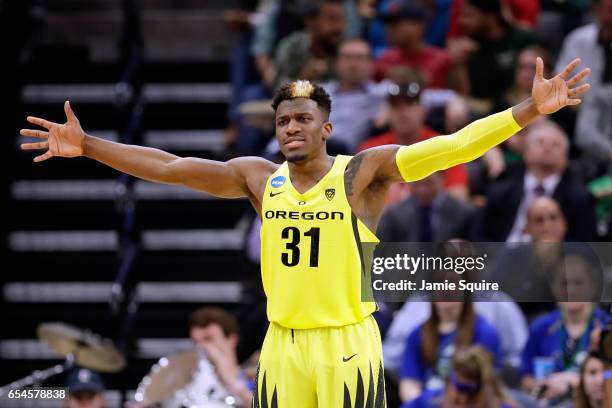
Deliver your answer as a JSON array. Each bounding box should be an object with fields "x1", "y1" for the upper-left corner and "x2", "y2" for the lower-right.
[{"x1": 2, "y1": 0, "x2": 257, "y2": 403}]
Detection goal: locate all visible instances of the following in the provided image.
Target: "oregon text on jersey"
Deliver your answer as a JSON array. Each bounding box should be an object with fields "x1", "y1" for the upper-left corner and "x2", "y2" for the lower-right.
[{"x1": 263, "y1": 210, "x2": 344, "y2": 221}]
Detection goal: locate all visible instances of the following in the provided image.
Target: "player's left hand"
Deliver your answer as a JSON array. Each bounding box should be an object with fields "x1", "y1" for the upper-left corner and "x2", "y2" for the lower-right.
[{"x1": 532, "y1": 57, "x2": 591, "y2": 114}]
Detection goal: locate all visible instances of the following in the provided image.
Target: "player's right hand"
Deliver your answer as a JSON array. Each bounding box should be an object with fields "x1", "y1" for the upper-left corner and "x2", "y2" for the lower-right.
[{"x1": 20, "y1": 100, "x2": 86, "y2": 162}]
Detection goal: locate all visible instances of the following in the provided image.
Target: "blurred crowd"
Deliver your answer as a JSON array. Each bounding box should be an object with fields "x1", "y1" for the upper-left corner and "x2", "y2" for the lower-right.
[
  {"x1": 223, "y1": 0, "x2": 612, "y2": 243},
  {"x1": 218, "y1": 0, "x2": 612, "y2": 407},
  {"x1": 56, "y1": 0, "x2": 612, "y2": 407}
]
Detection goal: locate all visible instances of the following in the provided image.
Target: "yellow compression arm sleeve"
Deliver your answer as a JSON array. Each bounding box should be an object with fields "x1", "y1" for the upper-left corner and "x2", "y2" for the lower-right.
[{"x1": 395, "y1": 107, "x2": 522, "y2": 182}]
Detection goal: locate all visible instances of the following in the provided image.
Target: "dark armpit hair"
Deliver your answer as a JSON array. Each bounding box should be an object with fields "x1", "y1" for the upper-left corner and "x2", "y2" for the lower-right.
[{"x1": 271, "y1": 80, "x2": 332, "y2": 118}]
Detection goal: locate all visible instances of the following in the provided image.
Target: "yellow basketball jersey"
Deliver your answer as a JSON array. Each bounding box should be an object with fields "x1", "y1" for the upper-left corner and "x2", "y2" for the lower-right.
[{"x1": 260, "y1": 155, "x2": 379, "y2": 329}]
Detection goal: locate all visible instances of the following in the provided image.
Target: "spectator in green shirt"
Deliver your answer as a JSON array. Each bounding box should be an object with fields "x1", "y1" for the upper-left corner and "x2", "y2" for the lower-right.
[
  {"x1": 449, "y1": 0, "x2": 538, "y2": 100},
  {"x1": 273, "y1": 0, "x2": 348, "y2": 89}
]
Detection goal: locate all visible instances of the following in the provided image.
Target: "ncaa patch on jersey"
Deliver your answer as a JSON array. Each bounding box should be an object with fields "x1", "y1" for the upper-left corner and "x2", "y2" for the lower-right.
[
  {"x1": 325, "y1": 188, "x2": 335, "y2": 201},
  {"x1": 270, "y1": 175, "x2": 286, "y2": 188}
]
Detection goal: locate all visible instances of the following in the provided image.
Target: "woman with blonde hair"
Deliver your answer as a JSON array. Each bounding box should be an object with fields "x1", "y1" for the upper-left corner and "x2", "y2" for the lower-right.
[
  {"x1": 399, "y1": 299, "x2": 501, "y2": 403},
  {"x1": 403, "y1": 345, "x2": 515, "y2": 408}
]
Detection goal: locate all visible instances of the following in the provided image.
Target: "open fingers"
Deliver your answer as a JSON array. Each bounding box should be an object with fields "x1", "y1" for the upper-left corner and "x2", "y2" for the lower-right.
[
  {"x1": 566, "y1": 68, "x2": 591, "y2": 88},
  {"x1": 33, "y1": 151, "x2": 54, "y2": 163},
  {"x1": 566, "y1": 98, "x2": 582, "y2": 107},
  {"x1": 64, "y1": 101, "x2": 79, "y2": 124},
  {"x1": 558, "y1": 58, "x2": 581, "y2": 80},
  {"x1": 569, "y1": 83, "x2": 591, "y2": 97},
  {"x1": 535, "y1": 57, "x2": 544, "y2": 81},
  {"x1": 21, "y1": 141, "x2": 49, "y2": 151},
  {"x1": 20, "y1": 129, "x2": 49, "y2": 139},
  {"x1": 26, "y1": 116, "x2": 56, "y2": 130}
]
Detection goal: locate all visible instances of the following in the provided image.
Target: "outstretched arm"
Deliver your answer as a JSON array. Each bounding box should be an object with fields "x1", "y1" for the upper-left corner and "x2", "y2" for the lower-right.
[
  {"x1": 348, "y1": 57, "x2": 591, "y2": 190},
  {"x1": 20, "y1": 101, "x2": 275, "y2": 198}
]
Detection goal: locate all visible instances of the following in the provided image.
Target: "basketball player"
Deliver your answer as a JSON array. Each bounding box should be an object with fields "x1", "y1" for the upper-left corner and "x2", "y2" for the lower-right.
[{"x1": 20, "y1": 57, "x2": 589, "y2": 407}]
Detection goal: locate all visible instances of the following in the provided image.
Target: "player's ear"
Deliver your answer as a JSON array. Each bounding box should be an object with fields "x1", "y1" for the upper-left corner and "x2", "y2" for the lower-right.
[{"x1": 322, "y1": 121, "x2": 332, "y2": 141}]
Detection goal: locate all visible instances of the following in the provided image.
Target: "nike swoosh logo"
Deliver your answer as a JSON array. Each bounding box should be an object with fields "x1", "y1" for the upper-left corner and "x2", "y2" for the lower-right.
[
  {"x1": 269, "y1": 191, "x2": 284, "y2": 197},
  {"x1": 342, "y1": 353, "x2": 358, "y2": 362}
]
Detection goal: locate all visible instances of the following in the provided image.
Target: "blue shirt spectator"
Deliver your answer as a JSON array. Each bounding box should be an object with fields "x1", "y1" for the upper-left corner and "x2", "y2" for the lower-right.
[
  {"x1": 401, "y1": 389, "x2": 514, "y2": 408},
  {"x1": 383, "y1": 293, "x2": 527, "y2": 376},
  {"x1": 402, "y1": 345, "x2": 512, "y2": 408},
  {"x1": 367, "y1": 0, "x2": 454, "y2": 57},
  {"x1": 521, "y1": 307, "x2": 611, "y2": 377},
  {"x1": 366, "y1": 0, "x2": 394, "y2": 57},
  {"x1": 401, "y1": 315, "x2": 501, "y2": 394},
  {"x1": 424, "y1": 0, "x2": 454, "y2": 47}
]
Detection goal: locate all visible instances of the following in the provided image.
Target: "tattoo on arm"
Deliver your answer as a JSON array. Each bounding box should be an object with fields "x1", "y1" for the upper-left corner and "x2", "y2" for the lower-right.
[{"x1": 344, "y1": 152, "x2": 366, "y2": 197}]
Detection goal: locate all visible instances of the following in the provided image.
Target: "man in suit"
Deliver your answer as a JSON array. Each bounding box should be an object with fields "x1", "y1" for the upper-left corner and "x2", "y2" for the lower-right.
[
  {"x1": 376, "y1": 171, "x2": 476, "y2": 244},
  {"x1": 488, "y1": 197, "x2": 567, "y2": 309},
  {"x1": 479, "y1": 119, "x2": 597, "y2": 242}
]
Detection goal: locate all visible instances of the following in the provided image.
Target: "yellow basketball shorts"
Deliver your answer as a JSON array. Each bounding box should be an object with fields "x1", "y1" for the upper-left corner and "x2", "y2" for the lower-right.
[{"x1": 252, "y1": 315, "x2": 386, "y2": 408}]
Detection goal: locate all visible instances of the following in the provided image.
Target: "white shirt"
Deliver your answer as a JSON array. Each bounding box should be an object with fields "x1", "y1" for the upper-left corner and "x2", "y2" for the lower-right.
[{"x1": 506, "y1": 172, "x2": 561, "y2": 243}]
